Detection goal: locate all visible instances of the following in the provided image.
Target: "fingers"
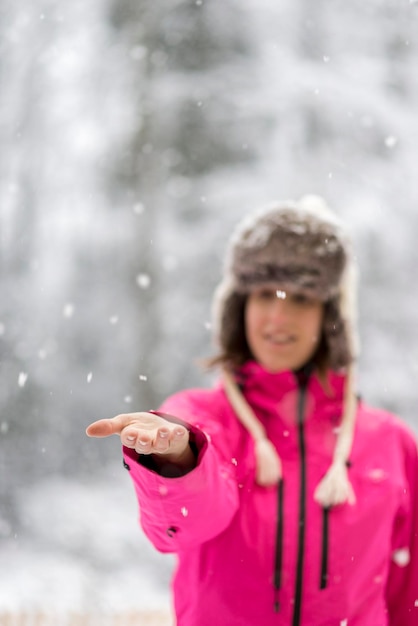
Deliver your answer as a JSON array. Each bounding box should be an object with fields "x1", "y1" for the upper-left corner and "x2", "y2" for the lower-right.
[
  {"x1": 85, "y1": 419, "x2": 116, "y2": 438},
  {"x1": 86, "y1": 412, "x2": 189, "y2": 458},
  {"x1": 156, "y1": 425, "x2": 188, "y2": 455},
  {"x1": 151, "y1": 427, "x2": 171, "y2": 453},
  {"x1": 86, "y1": 412, "x2": 158, "y2": 438},
  {"x1": 86, "y1": 415, "x2": 129, "y2": 438},
  {"x1": 121, "y1": 424, "x2": 188, "y2": 455}
]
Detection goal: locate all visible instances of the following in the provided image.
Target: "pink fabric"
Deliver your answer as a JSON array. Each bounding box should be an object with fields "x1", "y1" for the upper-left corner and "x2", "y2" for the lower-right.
[{"x1": 123, "y1": 362, "x2": 418, "y2": 626}]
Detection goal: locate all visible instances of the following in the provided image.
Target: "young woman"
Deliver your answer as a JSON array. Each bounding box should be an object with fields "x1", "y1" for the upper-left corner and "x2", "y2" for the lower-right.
[{"x1": 87, "y1": 196, "x2": 418, "y2": 626}]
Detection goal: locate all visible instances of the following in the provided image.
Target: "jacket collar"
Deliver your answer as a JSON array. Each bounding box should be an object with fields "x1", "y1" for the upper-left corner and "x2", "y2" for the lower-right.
[{"x1": 233, "y1": 360, "x2": 346, "y2": 425}]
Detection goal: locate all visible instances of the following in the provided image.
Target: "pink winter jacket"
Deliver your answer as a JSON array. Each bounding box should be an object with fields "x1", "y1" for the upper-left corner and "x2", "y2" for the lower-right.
[{"x1": 123, "y1": 362, "x2": 418, "y2": 626}]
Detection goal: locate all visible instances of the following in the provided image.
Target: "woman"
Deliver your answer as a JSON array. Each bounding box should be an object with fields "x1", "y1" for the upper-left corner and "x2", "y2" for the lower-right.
[{"x1": 87, "y1": 196, "x2": 418, "y2": 626}]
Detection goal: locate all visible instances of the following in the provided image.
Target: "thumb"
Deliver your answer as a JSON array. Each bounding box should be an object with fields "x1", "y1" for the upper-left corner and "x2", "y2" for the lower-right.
[{"x1": 86, "y1": 415, "x2": 127, "y2": 438}]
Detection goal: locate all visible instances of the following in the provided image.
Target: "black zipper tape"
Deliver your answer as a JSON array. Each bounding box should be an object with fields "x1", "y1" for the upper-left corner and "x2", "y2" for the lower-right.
[
  {"x1": 274, "y1": 479, "x2": 284, "y2": 612},
  {"x1": 320, "y1": 507, "x2": 330, "y2": 589},
  {"x1": 292, "y1": 371, "x2": 309, "y2": 626}
]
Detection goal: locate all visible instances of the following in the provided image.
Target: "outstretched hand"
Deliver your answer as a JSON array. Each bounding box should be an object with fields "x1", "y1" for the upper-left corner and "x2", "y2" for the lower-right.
[{"x1": 86, "y1": 412, "x2": 191, "y2": 463}]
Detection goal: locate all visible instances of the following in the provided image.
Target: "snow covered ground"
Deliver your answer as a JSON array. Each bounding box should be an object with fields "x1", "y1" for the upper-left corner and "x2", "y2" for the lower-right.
[{"x1": 0, "y1": 466, "x2": 174, "y2": 616}]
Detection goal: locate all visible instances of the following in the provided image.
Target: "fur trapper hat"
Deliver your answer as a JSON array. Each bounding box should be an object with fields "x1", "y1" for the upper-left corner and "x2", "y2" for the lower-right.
[
  {"x1": 213, "y1": 195, "x2": 358, "y2": 370},
  {"x1": 214, "y1": 195, "x2": 359, "y2": 507}
]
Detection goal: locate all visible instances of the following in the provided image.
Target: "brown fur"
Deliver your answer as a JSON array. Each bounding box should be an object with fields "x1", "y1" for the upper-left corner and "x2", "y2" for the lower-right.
[{"x1": 211, "y1": 202, "x2": 354, "y2": 372}]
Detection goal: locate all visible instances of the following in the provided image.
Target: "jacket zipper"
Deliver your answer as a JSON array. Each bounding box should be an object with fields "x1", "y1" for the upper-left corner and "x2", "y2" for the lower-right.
[
  {"x1": 292, "y1": 370, "x2": 310, "y2": 626},
  {"x1": 320, "y1": 507, "x2": 330, "y2": 589},
  {"x1": 274, "y1": 479, "x2": 284, "y2": 612}
]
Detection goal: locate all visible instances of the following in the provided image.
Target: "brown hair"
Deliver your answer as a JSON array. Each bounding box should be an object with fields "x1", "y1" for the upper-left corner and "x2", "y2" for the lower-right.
[{"x1": 206, "y1": 293, "x2": 343, "y2": 379}]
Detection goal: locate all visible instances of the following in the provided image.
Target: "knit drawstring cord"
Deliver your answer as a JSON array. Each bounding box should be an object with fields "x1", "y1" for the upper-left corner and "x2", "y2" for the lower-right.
[{"x1": 222, "y1": 367, "x2": 356, "y2": 507}]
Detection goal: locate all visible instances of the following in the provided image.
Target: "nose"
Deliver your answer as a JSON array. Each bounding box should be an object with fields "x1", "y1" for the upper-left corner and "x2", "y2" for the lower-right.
[{"x1": 267, "y1": 295, "x2": 291, "y2": 322}]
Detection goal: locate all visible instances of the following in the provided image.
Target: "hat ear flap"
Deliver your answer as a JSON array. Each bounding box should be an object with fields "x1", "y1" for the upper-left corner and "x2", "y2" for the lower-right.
[
  {"x1": 322, "y1": 297, "x2": 352, "y2": 371},
  {"x1": 211, "y1": 283, "x2": 250, "y2": 366},
  {"x1": 314, "y1": 365, "x2": 357, "y2": 507},
  {"x1": 223, "y1": 369, "x2": 282, "y2": 486},
  {"x1": 321, "y1": 243, "x2": 359, "y2": 371},
  {"x1": 339, "y1": 257, "x2": 360, "y2": 360},
  {"x1": 215, "y1": 196, "x2": 359, "y2": 507}
]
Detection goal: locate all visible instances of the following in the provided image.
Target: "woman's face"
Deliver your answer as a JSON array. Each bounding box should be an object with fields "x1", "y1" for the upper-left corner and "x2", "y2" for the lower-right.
[{"x1": 245, "y1": 287, "x2": 324, "y2": 373}]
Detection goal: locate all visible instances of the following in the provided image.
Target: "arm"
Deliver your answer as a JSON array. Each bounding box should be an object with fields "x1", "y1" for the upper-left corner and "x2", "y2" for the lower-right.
[
  {"x1": 86, "y1": 397, "x2": 240, "y2": 552},
  {"x1": 86, "y1": 410, "x2": 195, "y2": 471},
  {"x1": 386, "y1": 427, "x2": 418, "y2": 625},
  {"x1": 123, "y1": 421, "x2": 239, "y2": 553}
]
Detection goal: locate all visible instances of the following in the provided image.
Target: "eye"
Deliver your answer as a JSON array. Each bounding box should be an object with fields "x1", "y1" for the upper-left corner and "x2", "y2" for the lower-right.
[
  {"x1": 259, "y1": 288, "x2": 275, "y2": 300},
  {"x1": 253, "y1": 288, "x2": 275, "y2": 301},
  {"x1": 291, "y1": 293, "x2": 311, "y2": 305}
]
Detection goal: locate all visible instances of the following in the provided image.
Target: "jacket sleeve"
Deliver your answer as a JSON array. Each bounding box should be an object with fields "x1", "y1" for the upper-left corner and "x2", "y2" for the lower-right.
[
  {"x1": 122, "y1": 391, "x2": 240, "y2": 553},
  {"x1": 386, "y1": 424, "x2": 418, "y2": 625}
]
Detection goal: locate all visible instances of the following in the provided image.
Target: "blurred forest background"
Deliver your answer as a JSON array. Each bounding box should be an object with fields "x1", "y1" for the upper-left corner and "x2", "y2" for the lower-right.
[{"x1": 1, "y1": 0, "x2": 418, "y2": 615}]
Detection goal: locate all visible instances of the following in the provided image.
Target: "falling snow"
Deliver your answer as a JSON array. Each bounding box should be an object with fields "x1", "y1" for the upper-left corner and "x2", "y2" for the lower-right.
[
  {"x1": 392, "y1": 547, "x2": 411, "y2": 567},
  {"x1": 62, "y1": 303, "x2": 75, "y2": 318},
  {"x1": 133, "y1": 202, "x2": 145, "y2": 214},
  {"x1": 368, "y1": 468, "x2": 387, "y2": 482},
  {"x1": 385, "y1": 135, "x2": 398, "y2": 148},
  {"x1": 2, "y1": 0, "x2": 418, "y2": 617},
  {"x1": 18, "y1": 373, "x2": 28, "y2": 388},
  {"x1": 136, "y1": 273, "x2": 151, "y2": 289}
]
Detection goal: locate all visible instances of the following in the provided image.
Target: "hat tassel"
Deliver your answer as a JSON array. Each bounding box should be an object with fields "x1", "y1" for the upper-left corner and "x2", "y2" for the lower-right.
[
  {"x1": 314, "y1": 367, "x2": 357, "y2": 507},
  {"x1": 223, "y1": 367, "x2": 356, "y2": 507},
  {"x1": 223, "y1": 369, "x2": 282, "y2": 486}
]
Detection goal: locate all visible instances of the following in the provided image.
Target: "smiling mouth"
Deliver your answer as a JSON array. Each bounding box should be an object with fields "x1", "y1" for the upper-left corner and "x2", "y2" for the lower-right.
[{"x1": 264, "y1": 334, "x2": 296, "y2": 346}]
